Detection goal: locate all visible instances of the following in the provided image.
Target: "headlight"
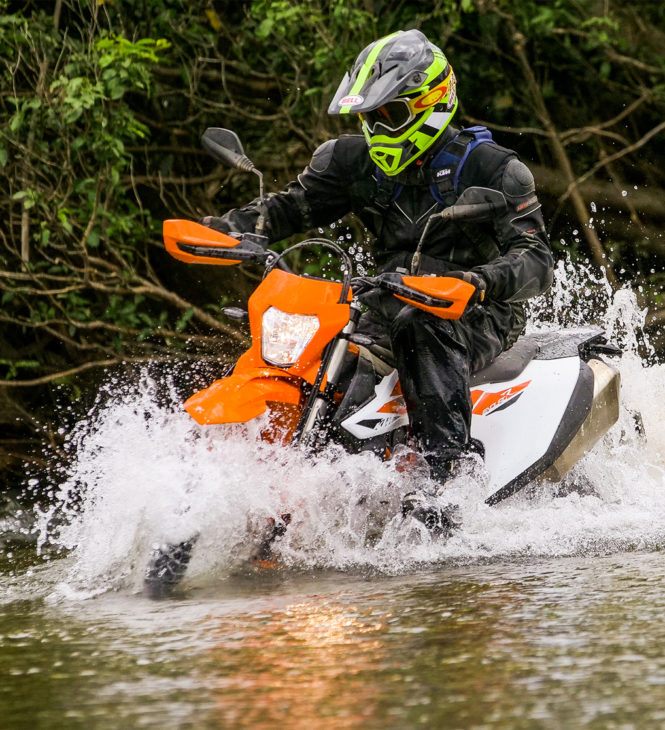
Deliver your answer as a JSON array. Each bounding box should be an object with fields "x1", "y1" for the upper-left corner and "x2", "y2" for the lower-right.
[{"x1": 261, "y1": 306, "x2": 320, "y2": 367}]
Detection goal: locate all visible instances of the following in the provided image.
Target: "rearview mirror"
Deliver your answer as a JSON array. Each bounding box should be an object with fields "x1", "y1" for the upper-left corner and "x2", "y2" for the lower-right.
[
  {"x1": 201, "y1": 127, "x2": 265, "y2": 201},
  {"x1": 201, "y1": 128, "x2": 256, "y2": 171}
]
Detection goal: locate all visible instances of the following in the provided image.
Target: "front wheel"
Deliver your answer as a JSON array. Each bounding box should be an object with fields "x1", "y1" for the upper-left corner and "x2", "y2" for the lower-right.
[{"x1": 143, "y1": 537, "x2": 197, "y2": 599}]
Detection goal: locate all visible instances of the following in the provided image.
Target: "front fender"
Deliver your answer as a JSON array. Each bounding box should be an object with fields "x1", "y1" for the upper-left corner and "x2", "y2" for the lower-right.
[{"x1": 184, "y1": 368, "x2": 302, "y2": 425}]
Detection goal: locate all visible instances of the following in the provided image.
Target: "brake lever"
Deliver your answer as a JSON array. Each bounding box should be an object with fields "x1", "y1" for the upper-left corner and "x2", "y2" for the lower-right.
[{"x1": 350, "y1": 275, "x2": 378, "y2": 296}]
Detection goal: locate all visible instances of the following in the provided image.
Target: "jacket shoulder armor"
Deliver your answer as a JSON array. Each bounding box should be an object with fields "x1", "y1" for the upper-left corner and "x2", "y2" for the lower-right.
[
  {"x1": 463, "y1": 141, "x2": 516, "y2": 187},
  {"x1": 335, "y1": 134, "x2": 371, "y2": 165},
  {"x1": 309, "y1": 139, "x2": 337, "y2": 173},
  {"x1": 502, "y1": 158, "x2": 535, "y2": 197},
  {"x1": 308, "y1": 135, "x2": 369, "y2": 177}
]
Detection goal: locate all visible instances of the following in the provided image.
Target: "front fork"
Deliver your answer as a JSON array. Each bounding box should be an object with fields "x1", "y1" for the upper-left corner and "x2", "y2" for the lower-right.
[{"x1": 294, "y1": 301, "x2": 363, "y2": 448}]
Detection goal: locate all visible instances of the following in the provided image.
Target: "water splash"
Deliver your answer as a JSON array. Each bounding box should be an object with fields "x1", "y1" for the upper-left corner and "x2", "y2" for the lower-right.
[{"x1": 28, "y1": 260, "x2": 665, "y2": 597}]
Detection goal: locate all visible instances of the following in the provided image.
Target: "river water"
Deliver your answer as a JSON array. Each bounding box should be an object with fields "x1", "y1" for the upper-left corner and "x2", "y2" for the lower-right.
[{"x1": 3, "y1": 267, "x2": 665, "y2": 728}]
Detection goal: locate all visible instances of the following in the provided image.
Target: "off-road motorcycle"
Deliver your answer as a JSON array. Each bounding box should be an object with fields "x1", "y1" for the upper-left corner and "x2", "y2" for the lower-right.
[{"x1": 143, "y1": 128, "x2": 622, "y2": 598}]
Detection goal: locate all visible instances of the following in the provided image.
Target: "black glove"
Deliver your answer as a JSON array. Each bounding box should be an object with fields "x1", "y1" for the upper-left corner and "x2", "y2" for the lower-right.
[
  {"x1": 446, "y1": 270, "x2": 487, "y2": 305},
  {"x1": 198, "y1": 215, "x2": 230, "y2": 233}
]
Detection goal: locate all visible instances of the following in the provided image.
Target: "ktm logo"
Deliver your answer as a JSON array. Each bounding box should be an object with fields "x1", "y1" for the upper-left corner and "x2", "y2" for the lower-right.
[{"x1": 470, "y1": 380, "x2": 531, "y2": 416}]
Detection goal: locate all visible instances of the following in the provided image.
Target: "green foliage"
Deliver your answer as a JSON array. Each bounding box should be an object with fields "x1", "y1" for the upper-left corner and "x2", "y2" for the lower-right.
[
  {"x1": 0, "y1": 3, "x2": 182, "y2": 383},
  {"x1": 0, "y1": 359, "x2": 40, "y2": 380}
]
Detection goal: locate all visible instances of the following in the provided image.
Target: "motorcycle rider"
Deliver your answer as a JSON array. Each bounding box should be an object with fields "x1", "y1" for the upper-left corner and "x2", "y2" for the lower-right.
[{"x1": 201, "y1": 29, "x2": 554, "y2": 529}]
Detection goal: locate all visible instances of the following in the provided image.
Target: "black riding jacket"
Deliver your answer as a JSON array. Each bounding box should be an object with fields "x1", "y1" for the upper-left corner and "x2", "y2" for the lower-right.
[{"x1": 210, "y1": 126, "x2": 553, "y2": 334}]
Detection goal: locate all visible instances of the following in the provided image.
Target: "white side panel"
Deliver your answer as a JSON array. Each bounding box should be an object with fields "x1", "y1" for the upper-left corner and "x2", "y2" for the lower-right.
[
  {"x1": 471, "y1": 357, "x2": 581, "y2": 492},
  {"x1": 341, "y1": 369, "x2": 410, "y2": 439}
]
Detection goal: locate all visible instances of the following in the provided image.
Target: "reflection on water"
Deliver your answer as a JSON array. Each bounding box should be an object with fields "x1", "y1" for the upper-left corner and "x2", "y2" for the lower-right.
[{"x1": 3, "y1": 552, "x2": 665, "y2": 729}]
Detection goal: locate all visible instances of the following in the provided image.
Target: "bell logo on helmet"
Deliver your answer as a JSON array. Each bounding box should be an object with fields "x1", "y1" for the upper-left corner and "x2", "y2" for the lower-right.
[{"x1": 339, "y1": 95, "x2": 364, "y2": 107}]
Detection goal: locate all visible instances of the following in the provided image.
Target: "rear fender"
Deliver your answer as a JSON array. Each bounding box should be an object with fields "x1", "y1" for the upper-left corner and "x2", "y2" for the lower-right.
[{"x1": 184, "y1": 368, "x2": 302, "y2": 425}]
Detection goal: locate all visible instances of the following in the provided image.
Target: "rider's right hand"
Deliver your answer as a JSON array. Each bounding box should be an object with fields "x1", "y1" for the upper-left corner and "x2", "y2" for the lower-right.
[
  {"x1": 356, "y1": 286, "x2": 385, "y2": 312},
  {"x1": 445, "y1": 270, "x2": 487, "y2": 305},
  {"x1": 350, "y1": 276, "x2": 376, "y2": 297}
]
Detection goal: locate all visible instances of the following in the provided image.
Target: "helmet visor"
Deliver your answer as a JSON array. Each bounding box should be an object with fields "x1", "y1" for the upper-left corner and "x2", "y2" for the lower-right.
[{"x1": 360, "y1": 99, "x2": 414, "y2": 135}]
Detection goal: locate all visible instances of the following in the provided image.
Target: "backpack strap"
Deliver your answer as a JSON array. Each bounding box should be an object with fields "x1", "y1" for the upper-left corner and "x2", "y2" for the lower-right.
[
  {"x1": 429, "y1": 126, "x2": 495, "y2": 204},
  {"x1": 372, "y1": 172, "x2": 402, "y2": 213}
]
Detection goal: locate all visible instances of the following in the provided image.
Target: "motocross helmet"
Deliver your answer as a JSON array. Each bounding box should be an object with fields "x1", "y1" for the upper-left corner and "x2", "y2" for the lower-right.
[{"x1": 328, "y1": 29, "x2": 458, "y2": 176}]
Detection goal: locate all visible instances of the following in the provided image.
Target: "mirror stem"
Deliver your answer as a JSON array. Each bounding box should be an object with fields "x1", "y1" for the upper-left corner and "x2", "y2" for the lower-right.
[
  {"x1": 254, "y1": 168, "x2": 265, "y2": 201},
  {"x1": 254, "y1": 169, "x2": 266, "y2": 235},
  {"x1": 412, "y1": 215, "x2": 438, "y2": 274}
]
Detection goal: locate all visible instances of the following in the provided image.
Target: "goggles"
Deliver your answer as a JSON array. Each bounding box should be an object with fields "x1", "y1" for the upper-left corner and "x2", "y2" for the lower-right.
[
  {"x1": 358, "y1": 72, "x2": 453, "y2": 135},
  {"x1": 360, "y1": 99, "x2": 414, "y2": 135}
]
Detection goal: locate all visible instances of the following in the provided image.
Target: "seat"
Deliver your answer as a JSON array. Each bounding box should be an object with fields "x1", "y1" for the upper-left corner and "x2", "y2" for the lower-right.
[{"x1": 470, "y1": 336, "x2": 539, "y2": 386}]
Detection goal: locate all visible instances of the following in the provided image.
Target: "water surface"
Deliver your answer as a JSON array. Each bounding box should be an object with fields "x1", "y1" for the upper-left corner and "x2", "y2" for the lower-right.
[{"x1": 4, "y1": 550, "x2": 665, "y2": 729}]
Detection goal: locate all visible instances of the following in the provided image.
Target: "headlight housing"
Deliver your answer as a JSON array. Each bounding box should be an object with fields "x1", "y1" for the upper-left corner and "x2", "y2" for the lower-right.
[{"x1": 261, "y1": 306, "x2": 320, "y2": 367}]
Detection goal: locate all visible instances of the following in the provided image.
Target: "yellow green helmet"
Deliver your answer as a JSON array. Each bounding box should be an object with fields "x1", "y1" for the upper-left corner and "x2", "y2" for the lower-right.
[{"x1": 328, "y1": 29, "x2": 458, "y2": 176}]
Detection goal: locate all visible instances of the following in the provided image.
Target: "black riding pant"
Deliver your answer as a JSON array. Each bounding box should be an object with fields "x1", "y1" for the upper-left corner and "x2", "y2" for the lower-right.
[{"x1": 358, "y1": 294, "x2": 514, "y2": 480}]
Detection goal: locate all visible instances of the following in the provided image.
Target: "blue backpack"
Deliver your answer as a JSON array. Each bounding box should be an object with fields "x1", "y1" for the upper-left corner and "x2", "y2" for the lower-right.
[{"x1": 374, "y1": 126, "x2": 496, "y2": 208}]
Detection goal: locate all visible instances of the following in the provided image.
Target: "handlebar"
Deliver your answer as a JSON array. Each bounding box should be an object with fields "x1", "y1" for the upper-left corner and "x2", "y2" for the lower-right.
[{"x1": 164, "y1": 220, "x2": 477, "y2": 318}]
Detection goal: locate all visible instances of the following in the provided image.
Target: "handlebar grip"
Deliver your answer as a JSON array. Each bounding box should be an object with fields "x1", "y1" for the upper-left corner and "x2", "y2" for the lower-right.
[{"x1": 440, "y1": 201, "x2": 502, "y2": 221}]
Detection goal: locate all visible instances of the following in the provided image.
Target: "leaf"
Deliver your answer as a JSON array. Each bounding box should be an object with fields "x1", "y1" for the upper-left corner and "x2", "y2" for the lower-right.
[
  {"x1": 205, "y1": 8, "x2": 223, "y2": 32},
  {"x1": 175, "y1": 307, "x2": 194, "y2": 333},
  {"x1": 98, "y1": 53, "x2": 115, "y2": 69},
  {"x1": 9, "y1": 113, "x2": 23, "y2": 132},
  {"x1": 256, "y1": 18, "x2": 273, "y2": 38}
]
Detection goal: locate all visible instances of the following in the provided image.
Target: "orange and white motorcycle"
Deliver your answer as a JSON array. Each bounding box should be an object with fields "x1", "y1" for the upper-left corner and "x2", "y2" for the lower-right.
[{"x1": 144, "y1": 129, "x2": 622, "y2": 597}]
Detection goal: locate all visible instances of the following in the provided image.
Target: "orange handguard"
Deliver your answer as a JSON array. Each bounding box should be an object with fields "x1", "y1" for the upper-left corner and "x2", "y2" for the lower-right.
[
  {"x1": 395, "y1": 275, "x2": 475, "y2": 319},
  {"x1": 163, "y1": 219, "x2": 241, "y2": 266}
]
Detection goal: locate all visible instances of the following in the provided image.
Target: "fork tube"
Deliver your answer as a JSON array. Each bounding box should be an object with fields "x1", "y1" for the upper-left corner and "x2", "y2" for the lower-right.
[
  {"x1": 294, "y1": 302, "x2": 361, "y2": 446},
  {"x1": 323, "y1": 304, "x2": 361, "y2": 385}
]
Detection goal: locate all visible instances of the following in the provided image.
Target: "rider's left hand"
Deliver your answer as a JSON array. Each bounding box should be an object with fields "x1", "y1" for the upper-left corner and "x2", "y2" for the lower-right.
[
  {"x1": 199, "y1": 215, "x2": 229, "y2": 233},
  {"x1": 446, "y1": 270, "x2": 487, "y2": 305}
]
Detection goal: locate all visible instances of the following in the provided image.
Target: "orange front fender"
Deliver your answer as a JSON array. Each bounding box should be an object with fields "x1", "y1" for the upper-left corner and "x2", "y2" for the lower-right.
[{"x1": 184, "y1": 368, "x2": 302, "y2": 425}]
